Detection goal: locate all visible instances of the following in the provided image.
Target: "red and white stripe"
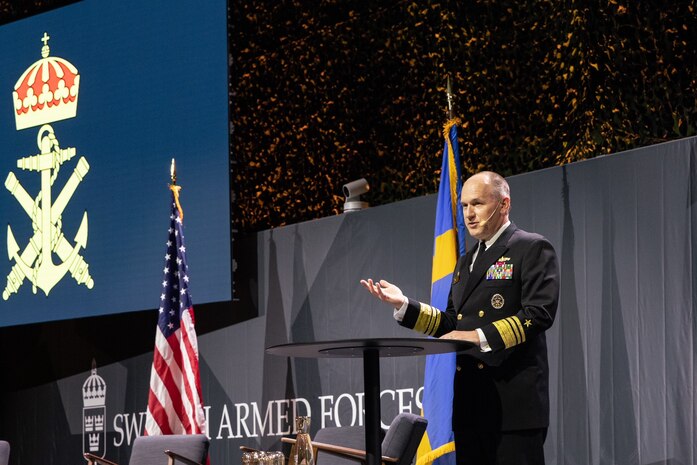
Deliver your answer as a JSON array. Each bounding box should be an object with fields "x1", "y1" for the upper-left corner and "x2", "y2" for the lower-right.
[{"x1": 145, "y1": 308, "x2": 206, "y2": 436}]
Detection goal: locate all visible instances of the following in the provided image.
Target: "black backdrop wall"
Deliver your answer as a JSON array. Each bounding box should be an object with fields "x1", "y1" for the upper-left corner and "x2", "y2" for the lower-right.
[{"x1": 2, "y1": 137, "x2": 697, "y2": 464}]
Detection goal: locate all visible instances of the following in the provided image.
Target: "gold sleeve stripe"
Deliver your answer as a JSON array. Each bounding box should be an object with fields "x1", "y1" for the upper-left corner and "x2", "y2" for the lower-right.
[
  {"x1": 504, "y1": 320, "x2": 518, "y2": 347},
  {"x1": 503, "y1": 317, "x2": 521, "y2": 345},
  {"x1": 493, "y1": 316, "x2": 527, "y2": 349},
  {"x1": 503, "y1": 318, "x2": 521, "y2": 346},
  {"x1": 424, "y1": 304, "x2": 441, "y2": 336},
  {"x1": 428, "y1": 306, "x2": 441, "y2": 335},
  {"x1": 507, "y1": 316, "x2": 526, "y2": 344},
  {"x1": 493, "y1": 320, "x2": 517, "y2": 349},
  {"x1": 505, "y1": 317, "x2": 525, "y2": 345},
  {"x1": 414, "y1": 302, "x2": 441, "y2": 336}
]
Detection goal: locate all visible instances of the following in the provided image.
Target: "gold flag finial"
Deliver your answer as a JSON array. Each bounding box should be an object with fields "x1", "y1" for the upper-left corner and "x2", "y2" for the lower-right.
[
  {"x1": 170, "y1": 158, "x2": 177, "y2": 184},
  {"x1": 169, "y1": 158, "x2": 183, "y2": 222},
  {"x1": 446, "y1": 75, "x2": 454, "y2": 120}
]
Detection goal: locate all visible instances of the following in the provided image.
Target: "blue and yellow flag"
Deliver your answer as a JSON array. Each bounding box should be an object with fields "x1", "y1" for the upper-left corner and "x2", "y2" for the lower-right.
[{"x1": 416, "y1": 119, "x2": 466, "y2": 465}]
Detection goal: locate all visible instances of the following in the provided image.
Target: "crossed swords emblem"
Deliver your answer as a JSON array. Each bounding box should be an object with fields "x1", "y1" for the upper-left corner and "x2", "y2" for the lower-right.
[{"x1": 3, "y1": 123, "x2": 93, "y2": 300}]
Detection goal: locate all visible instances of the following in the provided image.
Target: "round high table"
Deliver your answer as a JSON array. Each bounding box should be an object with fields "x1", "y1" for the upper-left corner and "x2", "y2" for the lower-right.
[{"x1": 266, "y1": 338, "x2": 474, "y2": 465}]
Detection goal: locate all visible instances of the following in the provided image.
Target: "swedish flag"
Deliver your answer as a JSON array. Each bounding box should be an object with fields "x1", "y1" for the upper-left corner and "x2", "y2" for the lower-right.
[{"x1": 416, "y1": 119, "x2": 465, "y2": 465}]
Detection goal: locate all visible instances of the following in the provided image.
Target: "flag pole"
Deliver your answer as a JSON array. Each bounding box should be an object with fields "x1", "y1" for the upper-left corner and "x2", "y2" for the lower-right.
[
  {"x1": 415, "y1": 77, "x2": 463, "y2": 465},
  {"x1": 145, "y1": 157, "x2": 206, "y2": 439}
]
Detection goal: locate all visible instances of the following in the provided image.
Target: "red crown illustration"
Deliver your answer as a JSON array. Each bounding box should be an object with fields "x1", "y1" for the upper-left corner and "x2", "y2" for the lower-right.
[{"x1": 13, "y1": 32, "x2": 80, "y2": 130}]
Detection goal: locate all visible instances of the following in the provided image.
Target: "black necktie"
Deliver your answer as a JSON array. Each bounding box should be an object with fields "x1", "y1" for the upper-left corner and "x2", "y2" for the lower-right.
[{"x1": 473, "y1": 241, "x2": 486, "y2": 267}]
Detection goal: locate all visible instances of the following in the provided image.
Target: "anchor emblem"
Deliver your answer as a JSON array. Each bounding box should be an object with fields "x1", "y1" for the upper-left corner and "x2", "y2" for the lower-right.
[{"x1": 3, "y1": 33, "x2": 93, "y2": 300}]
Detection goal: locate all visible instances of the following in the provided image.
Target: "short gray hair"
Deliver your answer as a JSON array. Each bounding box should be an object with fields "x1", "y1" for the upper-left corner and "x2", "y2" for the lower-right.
[{"x1": 472, "y1": 171, "x2": 510, "y2": 200}]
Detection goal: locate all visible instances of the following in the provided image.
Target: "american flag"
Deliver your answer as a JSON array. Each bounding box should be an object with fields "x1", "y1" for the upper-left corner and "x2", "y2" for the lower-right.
[{"x1": 145, "y1": 188, "x2": 206, "y2": 436}]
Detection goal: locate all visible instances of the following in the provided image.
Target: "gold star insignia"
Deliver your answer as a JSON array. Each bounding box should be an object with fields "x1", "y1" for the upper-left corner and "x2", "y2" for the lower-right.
[{"x1": 524, "y1": 319, "x2": 532, "y2": 327}]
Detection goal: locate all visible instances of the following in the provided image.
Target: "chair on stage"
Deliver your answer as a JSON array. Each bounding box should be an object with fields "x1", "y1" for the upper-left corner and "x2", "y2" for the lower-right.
[
  {"x1": 0, "y1": 441, "x2": 10, "y2": 465},
  {"x1": 84, "y1": 434, "x2": 209, "y2": 465},
  {"x1": 281, "y1": 413, "x2": 428, "y2": 465}
]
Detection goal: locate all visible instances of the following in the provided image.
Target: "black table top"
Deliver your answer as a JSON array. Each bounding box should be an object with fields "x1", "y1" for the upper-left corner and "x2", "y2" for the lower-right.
[{"x1": 266, "y1": 337, "x2": 475, "y2": 358}]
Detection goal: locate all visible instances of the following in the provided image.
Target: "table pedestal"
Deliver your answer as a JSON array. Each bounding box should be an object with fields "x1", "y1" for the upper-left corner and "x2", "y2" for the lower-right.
[{"x1": 267, "y1": 338, "x2": 473, "y2": 465}]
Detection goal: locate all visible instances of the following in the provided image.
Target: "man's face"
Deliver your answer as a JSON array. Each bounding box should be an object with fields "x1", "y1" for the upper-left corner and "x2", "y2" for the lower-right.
[{"x1": 460, "y1": 176, "x2": 508, "y2": 241}]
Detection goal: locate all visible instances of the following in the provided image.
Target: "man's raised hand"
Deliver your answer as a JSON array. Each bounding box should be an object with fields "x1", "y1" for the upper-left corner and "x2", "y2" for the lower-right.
[{"x1": 359, "y1": 278, "x2": 406, "y2": 308}]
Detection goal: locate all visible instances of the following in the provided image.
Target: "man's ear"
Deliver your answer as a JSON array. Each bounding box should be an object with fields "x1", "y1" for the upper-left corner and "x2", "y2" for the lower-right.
[{"x1": 501, "y1": 197, "x2": 511, "y2": 212}]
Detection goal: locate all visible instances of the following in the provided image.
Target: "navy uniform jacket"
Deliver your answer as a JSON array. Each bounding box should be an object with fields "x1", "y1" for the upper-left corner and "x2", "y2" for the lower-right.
[{"x1": 400, "y1": 223, "x2": 559, "y2": 432}]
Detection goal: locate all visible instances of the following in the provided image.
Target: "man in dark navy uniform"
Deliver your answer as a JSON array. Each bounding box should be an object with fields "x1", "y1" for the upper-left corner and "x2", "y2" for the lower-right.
[{"x1": 362, "y1": 171, "x2": 559, "y2": 465}]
